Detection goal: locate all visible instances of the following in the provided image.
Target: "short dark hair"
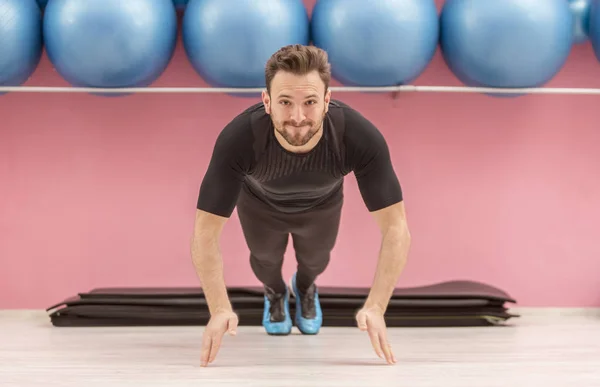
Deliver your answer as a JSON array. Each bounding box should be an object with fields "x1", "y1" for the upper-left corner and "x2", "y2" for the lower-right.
[{"x1": 264, "y1": 44, "x2": 331, "y2": 94}]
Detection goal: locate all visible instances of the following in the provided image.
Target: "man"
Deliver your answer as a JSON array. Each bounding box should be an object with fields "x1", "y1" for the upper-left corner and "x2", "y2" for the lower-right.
[{"x1": 190, "y1": 44, "x2": 411, "y2": 367}]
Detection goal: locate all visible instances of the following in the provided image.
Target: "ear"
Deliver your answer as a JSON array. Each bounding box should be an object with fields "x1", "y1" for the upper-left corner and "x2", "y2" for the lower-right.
[
  {"x1": 324, "y1": 89, "x2": 331, "y2": 112},
  {"x1": 261, "y1": 90, "x2": 271, "y2": 114}
]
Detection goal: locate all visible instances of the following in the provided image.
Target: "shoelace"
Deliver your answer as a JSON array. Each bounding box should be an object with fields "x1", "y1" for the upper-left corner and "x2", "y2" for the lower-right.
[
  {"x1": 266, "y1": 291, "x2": 285, "y2": 315},
  {"x1": 301, "y1": 287, "x2": 316, "y2": 315}
]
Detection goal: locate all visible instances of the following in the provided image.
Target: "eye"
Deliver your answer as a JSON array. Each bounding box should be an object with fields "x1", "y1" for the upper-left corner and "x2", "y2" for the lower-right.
[
  {"x1": 306, "y1": 100, "x2": 317, "y2": 105},
  {"x1": 279, "y1": 100, "x2": 290, "y2": 105}
]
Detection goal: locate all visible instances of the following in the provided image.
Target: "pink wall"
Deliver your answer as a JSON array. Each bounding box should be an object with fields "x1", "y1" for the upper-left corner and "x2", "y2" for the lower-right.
[{"x1": 2, "y1": 0, "x2": 600, "y2": 309}]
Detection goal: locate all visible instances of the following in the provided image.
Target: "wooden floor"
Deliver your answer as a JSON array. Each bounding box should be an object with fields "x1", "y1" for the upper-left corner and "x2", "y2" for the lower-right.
[{"x1": 1, "y1": 310, "x2": 599, "y2": 387}]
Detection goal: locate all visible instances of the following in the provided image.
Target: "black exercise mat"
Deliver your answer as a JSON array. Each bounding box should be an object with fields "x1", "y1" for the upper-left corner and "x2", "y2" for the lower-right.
[
  {"x1": 47, "y1": 302, "x2": 517, "y2": 327},
  {"x1": 50, "y1": 303, "x2": 511, "y2": 319},
  {"x1": 49, "y1": 311, "x2": 513, "y2": 328},
  {"x1": 47, "y1": 279, "x2": 518, "y2": 328},
  {"x1": 80, "y1": 280, "x2": 515, "y2": 303},
  {"x1": 49, "y1": 315, "x2": 508, "y2": 328},
  {"x1": 47, "y1": 294, "x2": 501, "y2": 314}
]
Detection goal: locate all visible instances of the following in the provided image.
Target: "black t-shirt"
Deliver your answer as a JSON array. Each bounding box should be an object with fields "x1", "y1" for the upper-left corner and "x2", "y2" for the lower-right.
[{"x1": 196, "y1": 99, "x2": 403, "y2": 217}]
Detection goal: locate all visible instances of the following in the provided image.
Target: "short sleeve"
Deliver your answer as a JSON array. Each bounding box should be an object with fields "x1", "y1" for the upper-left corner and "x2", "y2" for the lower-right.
[
  {"x1": 343, "y1": 107, "x2": 403, "y2": 212},
  {"x1": 196, "y1": 113, "x2": 255, "y2": 217}
]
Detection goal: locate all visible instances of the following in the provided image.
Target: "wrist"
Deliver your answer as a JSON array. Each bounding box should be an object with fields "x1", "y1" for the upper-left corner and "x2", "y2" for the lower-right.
[
  {"x1": 212, "y1": 303, "x2": 233, "y2": 315},
  {"x1": 363, "y1": 298, "x2": 386, "y2": 314}
]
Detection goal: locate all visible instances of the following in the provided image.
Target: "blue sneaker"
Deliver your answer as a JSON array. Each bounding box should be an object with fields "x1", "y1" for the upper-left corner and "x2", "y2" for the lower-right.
[
  {"x1": 289, "y1": 273, "x2": 322, "y2": 335},
  {"x1": 262, "y1": 286, "x2": 292, "y2": 335}
]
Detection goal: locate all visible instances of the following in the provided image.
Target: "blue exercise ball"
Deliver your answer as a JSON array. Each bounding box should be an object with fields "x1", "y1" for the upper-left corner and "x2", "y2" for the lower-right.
[
  {"x1": 311, "y1": 0, "x2": 439, "y2": 87},
  {"x1": 44, "y1": 0, "x2": 177, "y2": 89},
  {"x1": 182, "y1": 0, "x2": 309, "y2": 89},
  {"x1": 570, "y1": 0, "x2": 592, "y2": 44},
  {"x1": 0, "y1": 0, "x2": 42, "y2": 90},
  {"x1": 587, "y1": 1, "x2": 600, "y2": 63},
  {"x1": 440, "y1": 0, "x2": 573, "y2": 90},
  {"x1": 173, "y1": 0, "x2": 187, "y2": 10}
]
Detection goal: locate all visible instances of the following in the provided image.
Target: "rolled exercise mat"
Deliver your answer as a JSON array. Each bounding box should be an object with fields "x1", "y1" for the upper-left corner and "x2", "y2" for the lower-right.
[
  {"x1": 76, "y1": 280, "x2": 516, "y2": 303},
  {"x1": 48, "y1": 302, "x2": 516, "y2": 327},
  {"x1": 47, "y1": 280, "x2": 518, "y2": 327},
  {"x1": 46, "y1": 296, "x2": 513, "y2": 320}
]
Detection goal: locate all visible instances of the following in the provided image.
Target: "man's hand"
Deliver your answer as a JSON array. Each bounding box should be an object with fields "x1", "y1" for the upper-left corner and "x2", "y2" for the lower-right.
[
  {"x1": 200, "y1": 310, "x2": 239, "y2": 367},
  {"x1": 356, "y1": 306, "x2": 397, "y2": 365}
]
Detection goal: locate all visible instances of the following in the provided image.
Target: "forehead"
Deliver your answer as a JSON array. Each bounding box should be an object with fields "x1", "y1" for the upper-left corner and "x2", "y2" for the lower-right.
[{"x1": 271, "y1": 70, "x2": 325, "y2": 98}]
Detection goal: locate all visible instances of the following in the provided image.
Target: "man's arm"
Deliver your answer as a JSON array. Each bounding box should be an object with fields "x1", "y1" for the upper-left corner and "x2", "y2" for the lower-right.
[
  {"x1": 191, "y1": 209, "x2": 233, "y2": 315},
  {"x1": 191, "y1": 111, "x2": 254, "y2": 315},
  {"x1": 363, "y1": 201, "x2": 411, "y2": 313},
  {"x1": 341, "y1": 106, "x2": 410, "y2": 311}
]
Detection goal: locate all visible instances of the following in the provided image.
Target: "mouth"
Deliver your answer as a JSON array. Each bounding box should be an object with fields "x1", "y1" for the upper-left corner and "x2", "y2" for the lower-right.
[{"x1": 286, "y1": 124, "x2": 310, "y2": 130}]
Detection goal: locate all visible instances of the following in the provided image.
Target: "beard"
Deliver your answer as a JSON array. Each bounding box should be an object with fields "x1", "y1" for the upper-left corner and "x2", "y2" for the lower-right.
[{"x1": 272, "y1": 107, "x2": 327, "y2": 147}]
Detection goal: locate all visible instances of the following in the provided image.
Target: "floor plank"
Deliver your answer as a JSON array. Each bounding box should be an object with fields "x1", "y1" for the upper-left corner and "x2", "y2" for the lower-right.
[{"x1": 1, "y1": 310, "x2": 598, "y2": 387}]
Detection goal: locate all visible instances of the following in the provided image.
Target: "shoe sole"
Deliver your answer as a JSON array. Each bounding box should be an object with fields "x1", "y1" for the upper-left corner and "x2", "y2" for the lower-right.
[{"x1": 266, "y1": 331, "x2": 291, "y2": 336}]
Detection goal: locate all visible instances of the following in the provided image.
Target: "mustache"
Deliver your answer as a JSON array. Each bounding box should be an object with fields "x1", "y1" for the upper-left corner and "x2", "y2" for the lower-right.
[{"x1": 284, "y1": 120, "x2": 313, "y2": 127}]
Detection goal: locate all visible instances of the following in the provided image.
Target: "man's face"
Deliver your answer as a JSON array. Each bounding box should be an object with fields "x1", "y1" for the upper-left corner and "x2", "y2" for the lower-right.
[{"x1": 262, "y1": 70, "x2": 331, "y2": 147}]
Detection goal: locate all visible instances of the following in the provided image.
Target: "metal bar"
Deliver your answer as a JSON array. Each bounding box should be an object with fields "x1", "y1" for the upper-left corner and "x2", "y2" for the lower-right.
[{"x1": 0, "y1": 85, "x2": 599, "y2": 94}]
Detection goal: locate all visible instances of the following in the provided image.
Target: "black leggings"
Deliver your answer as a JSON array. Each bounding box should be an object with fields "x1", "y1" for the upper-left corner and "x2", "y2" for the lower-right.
[{"x1": 236, "y1": 188, "x2": 343, "y2": 294}]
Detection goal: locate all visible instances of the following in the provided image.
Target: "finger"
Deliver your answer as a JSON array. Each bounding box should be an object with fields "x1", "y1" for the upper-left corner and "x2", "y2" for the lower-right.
[
  {"x1": 228, "y1": 315, "x2": 239, "y2": 336},
  {"x1": 387, "y1": 336, "x2": 397, "y2": 364},
  {"x1": 377, "y1": 329, "x2": 393, "y2": 364},
  {"x1": 208, "y1": 334, "x2": 222, "y2": 364},
  {"x1": 367, "y1": 328, "x2": 384, "y2": 359},
  {"x1": 200, "y1": 333, "x2": 212, "y2": 367},
  {"x1": 379, "y1": 334, "x2": 395, "y2": 364},
  {"x1": 356, "y1": 311, "x2": 368, "y2": 331}
]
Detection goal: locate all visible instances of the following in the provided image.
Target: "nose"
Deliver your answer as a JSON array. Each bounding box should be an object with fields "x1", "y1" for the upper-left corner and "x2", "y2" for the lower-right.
[{"x1": 290, "y1": 105, "x2": 306, "y2": 124}]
